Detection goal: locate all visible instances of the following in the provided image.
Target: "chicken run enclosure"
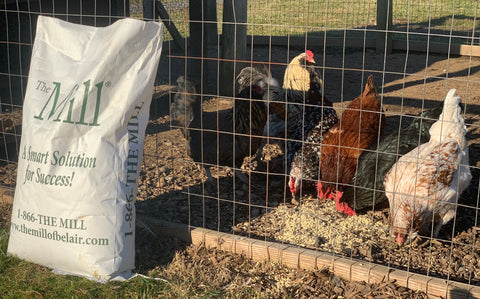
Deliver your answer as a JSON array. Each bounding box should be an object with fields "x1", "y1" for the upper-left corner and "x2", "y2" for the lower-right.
[{"x1": 2, "y1": 0, "x2": 480, "y2": 297}]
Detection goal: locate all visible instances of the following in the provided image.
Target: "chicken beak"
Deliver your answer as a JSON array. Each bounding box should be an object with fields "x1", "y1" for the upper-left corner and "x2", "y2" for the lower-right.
[
  {"x1": 392, "y1": 229, "x2": 407, "y2": 245},
  {"x1": 395, "y1": 233, "x2": 405, "y2": 244}
]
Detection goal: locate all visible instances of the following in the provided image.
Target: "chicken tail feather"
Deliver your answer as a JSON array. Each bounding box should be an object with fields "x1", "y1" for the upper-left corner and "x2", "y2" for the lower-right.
[{"x1": 363, "y1": 75, "x2": 376, "y2": 98}]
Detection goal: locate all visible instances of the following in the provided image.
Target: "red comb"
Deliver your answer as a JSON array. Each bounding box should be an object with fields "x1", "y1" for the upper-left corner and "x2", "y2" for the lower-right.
[
  {"x1": 333, "y1": 191, "x2": 356, "y2": 216},
  {"x1": 396, "y1": 234, "x2": 404, "y2": 244},
  {"x1": 306, "y1": 50, "x2": 314, "y2": 59},
  {"x1": 289, "y1": 178, "x2": 296, "y2": 195}
]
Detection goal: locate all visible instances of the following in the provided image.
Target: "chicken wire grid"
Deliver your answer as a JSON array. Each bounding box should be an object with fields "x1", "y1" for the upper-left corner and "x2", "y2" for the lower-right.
[{"x1": 1, "y1": 0, "x2": 480, "y2": 296}]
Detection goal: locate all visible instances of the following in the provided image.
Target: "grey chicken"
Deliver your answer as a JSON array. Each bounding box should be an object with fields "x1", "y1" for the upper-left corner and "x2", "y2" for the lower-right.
[
  {"x1": 236, "y1": 65, "x2": 284, "y2": 139},
  {"x1": 171, "y1": 76, "x2": 197, "y2": 141},
  {"x1": 233, "y1": 84, "x2": 267, "y2": 166}
]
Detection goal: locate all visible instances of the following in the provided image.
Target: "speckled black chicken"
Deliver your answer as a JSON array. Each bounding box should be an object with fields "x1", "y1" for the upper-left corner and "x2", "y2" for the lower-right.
[
  {"x1": 288, "y1": 80, "x2": 338, "y2": 199},
  {"x1": 233, "y1": 84, "x2": 267, "y2": 166},
  {"x1": 286, "y1": 71, "x2": 337, "y2": 168},
  {"x1": 341, "y1": 101, "x2": 444, "y2": 213}
]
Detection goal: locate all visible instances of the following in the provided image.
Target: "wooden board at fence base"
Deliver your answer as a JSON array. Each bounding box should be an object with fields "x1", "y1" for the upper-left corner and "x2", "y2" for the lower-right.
[
  {"x1": 188, "y1": 227, "x2": 480, "y2": 299},
  {"x1": 136, "y1": 213, "x2": 191, "y2": 243}
]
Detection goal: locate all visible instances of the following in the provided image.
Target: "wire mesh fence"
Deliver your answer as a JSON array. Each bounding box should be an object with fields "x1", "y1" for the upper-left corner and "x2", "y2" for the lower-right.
[{"x1": 2, "y1": 0, "x2": 480, "y2": 295}]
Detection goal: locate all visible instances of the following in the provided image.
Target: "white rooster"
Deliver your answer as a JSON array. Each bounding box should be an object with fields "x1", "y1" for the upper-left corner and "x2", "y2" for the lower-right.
[{"x1": 384, "y1": 89, "x2": 471, "y2": 244}]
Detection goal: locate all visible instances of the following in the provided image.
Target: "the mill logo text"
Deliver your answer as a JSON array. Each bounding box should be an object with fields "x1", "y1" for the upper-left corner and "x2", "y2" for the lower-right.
[{"x1": 33, "y1": 79, "x2": 106, "y2": 126}]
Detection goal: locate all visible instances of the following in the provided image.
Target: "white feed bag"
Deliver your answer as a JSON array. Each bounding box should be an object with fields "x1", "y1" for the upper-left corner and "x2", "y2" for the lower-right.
[{"x1": 7, "y1": 16, "x2": 163, "y2": 281}]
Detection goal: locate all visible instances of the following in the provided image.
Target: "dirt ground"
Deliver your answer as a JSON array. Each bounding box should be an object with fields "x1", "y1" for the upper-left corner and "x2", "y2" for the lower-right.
[{"x1": 1, "y1": 45, "x2": 480, "y2": 296}]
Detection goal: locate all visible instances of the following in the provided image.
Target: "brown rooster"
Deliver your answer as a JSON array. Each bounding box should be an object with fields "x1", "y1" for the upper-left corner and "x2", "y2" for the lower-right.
[{"x1": 317, "y1": 75, "x2": 385, "y2": 216}]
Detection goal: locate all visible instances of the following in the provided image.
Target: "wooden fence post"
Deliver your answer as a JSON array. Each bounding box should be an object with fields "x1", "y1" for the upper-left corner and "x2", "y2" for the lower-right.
[
  {"x1": 188, "y1": 0, "x2": 210, "y2": 91},
  {"x1": 205, "y1": 0, "x2": 218, "y2": 45},
  {"x1": 220, "y1": 0, "x2": 247, "y2": 97},
  {"x1": 376, "y1": 0, "x2": 393, "y2": 53},
  {"x1": 143, "y1": 0, "x2": 154, "y2": 19},
  {"x1": 144, "y1": 0, "x2": 184, "y2": 50}
]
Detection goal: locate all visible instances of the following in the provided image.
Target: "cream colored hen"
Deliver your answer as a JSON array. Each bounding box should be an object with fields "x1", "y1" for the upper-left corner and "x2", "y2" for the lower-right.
[{"x1": 384, "y1": 89, "x2": 471, "y2": 244}]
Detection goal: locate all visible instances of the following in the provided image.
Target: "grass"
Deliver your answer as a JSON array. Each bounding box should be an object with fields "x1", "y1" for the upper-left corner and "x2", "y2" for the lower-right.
[
  {"x1": 0, "y1": 228, "x2": 170, "y2": 298},
  {"x1": 0, "y1": 202, "x2": 179, "y2": 298},
  {"x1": 131, "y1": 0, "x2": 479, "y2": 43},
  {"x1": 0, "y1": 227, "x2": 231, "y2": 298}
]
